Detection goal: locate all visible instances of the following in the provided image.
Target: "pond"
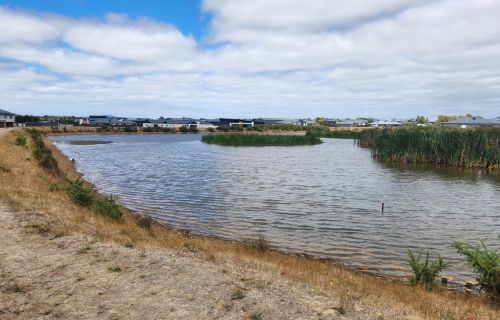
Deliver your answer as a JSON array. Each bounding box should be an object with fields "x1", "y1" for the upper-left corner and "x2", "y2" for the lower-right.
[{"x1": 51, "y1": 134, "x2": 500, "y2": 281}]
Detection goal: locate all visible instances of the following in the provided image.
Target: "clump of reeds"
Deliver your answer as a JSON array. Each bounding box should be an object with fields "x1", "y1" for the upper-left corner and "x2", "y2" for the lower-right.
[
  {"x1": 306, "y1": 128, "x2": 362, "y2": 139},
  {"x1": 201, "y1": 134, "x2": 322, "y2": 146},
  {"x1": 358, "y1": 127, "x2": 500, "y2": 170}
]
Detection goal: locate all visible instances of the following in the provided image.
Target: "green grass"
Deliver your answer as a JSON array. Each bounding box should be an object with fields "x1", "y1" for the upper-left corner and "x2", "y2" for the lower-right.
[
  {"x1": 358, "y1": 127, "x2": 500, "y2": 170},
  {"x1": 201, "y1": 134, "x2": 322, "y2": 146}
]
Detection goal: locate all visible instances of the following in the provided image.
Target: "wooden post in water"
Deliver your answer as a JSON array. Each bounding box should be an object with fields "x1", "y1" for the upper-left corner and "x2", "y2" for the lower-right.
[{"x1": 381, "y1": 202, "x2": 385, "y2": 213}]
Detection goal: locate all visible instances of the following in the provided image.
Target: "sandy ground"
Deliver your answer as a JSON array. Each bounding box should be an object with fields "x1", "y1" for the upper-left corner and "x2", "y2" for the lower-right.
[{"x1": 0, "y1": 202, "x2": 396, "y2": 320}]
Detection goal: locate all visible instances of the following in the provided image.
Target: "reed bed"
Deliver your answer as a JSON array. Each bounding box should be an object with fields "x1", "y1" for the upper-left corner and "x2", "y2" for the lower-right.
[
  {"x1": 359, "y1": 127, "x2": 500, "y2": 170},
  {"x1": 201, "y1": 134, "x2": 322, "y2": 146},
  {"x1": 306, "y1": 129, "x2": 363, "y2": 139}
]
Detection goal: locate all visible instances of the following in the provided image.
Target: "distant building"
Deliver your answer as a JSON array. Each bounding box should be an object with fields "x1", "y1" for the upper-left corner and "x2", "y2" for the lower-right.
[
  {"x1": 252, "y1": 118, "x2": 290, "y2": 126},
  {"x1": 0, "y1": 109, "x2": 16, "y2": 128},
  {"x1": 332, "y1": 119, "x2": 368, "y2": 128},
  {"x1": 371, "y1": 120, "x2": 403, "y2": 127},
  {"x1": 442, "y1": 117, "x2": 500, "y2": 128},
  {"x1": 219, "y1": 118, "x2": 254, "y2": 127}
]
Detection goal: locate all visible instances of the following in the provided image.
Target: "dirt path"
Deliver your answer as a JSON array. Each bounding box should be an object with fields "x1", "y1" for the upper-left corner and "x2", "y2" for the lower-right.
[{"x1": 1, "y1": 203, "x2": 381, "y2": 320}]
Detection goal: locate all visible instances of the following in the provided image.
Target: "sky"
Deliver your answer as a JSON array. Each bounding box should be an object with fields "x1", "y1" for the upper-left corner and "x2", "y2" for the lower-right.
[{"x1": 0, "y1": 0, "x2": 499, "y2": 119}]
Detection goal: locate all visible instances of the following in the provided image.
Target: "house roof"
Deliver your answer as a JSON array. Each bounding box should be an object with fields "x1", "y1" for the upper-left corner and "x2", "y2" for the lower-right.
[
  {"x1": 443, "y1": 117, "x2": 500, "y2": 125},
  {"x1": 0, "y1": 109, "x2": 16, "y2": 116}
]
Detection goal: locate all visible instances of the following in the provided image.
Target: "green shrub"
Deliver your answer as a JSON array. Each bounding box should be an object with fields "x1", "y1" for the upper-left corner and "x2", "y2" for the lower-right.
[
  {"x1": 93, "y1": 195, "x2": 123, "y2": 220},
  {"x1": 408, "y1": 249, "x2": 448, "y2": 289},
  {"x1": 453, "y1": 239, "x2": 500, "y2": 301},
  {"x1": 0, "y1": 164, "x2": 10, "y2": 173},
  {"x1": 179, "y1": 126, "x2": 189, "y2": 133},
  {"x1": 15, "y1": 135, "x2": 27, "y2": 146},
  {"x1": 207, "y1": 127, "x2": 215, "y2": 132},
  {"x1": 67, "y1": 179, "x2": 95, "y2": 207},
  {"x1": 29, "y1": 130, "x2": 58, "y2": 170}
]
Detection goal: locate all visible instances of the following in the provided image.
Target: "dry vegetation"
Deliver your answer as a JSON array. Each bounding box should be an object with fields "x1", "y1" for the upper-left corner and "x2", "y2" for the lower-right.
[{"x1": 0, "y1": 128, "x2": 498, "y2": 319}]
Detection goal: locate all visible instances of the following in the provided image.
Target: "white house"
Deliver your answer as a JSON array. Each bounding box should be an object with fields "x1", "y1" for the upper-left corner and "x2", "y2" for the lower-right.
[{"x1": 0, "y1": 109, "x2": 16, "y2": 128}]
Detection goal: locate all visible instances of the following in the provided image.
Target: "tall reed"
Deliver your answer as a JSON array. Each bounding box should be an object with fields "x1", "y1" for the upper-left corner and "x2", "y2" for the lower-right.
[
  {"x1": 358, "y1": 127, "x2": 500, "y2": 170},
  {"x1": 201, "y1": 134, "x2": 322, "y2": 146}
]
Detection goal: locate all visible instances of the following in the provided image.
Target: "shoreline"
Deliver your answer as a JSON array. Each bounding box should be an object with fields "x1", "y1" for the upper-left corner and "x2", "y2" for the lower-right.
[
  {"x1": 47, "y1": 129, "x2": 492, "y2": 287},
  {"x1": 0, "y1": 127, "x2": 498, "y2": 319}
]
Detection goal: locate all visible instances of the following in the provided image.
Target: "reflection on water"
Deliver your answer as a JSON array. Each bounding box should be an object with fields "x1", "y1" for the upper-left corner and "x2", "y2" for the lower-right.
[{"x1": 51, "y1": 134, "x2": 500, "y2": 280}]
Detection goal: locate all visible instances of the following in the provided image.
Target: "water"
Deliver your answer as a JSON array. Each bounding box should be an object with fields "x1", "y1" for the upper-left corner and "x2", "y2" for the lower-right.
[{"x1": 51, "y1": 134, "x2": 500, "y2": 280}]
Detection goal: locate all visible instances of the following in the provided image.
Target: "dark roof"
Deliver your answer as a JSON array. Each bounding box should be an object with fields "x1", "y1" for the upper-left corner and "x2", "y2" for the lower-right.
[
  {"x1": 443, "y1": 117, "x2": 500, "y2": 125},
  {"x1": 0, "y1": 109, "x2": 16, "y2": 116}
]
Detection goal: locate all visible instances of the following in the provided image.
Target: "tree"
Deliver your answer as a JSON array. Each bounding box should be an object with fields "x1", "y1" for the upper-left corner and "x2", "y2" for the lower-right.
[
  {"x1": 435, "y1": 115, "x2": 458, "y2": 125},
  {"x1": 416, "y1": 116, "x2": 428, "y2": 124},
  {"x1": 315, "y1": 117, "x2": 327, "y2": 125}
]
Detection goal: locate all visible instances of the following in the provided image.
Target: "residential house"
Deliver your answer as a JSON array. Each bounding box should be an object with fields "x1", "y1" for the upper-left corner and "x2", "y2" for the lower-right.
[
  {"x1": 219, "y1": 118, "x2": 254, "y2": 127},
  {"x1": 442, "y1": 117, "x2": 500, "y2": 128},
  {"x1": 0, "y1": 109, "x2": 16, "y2": 128},
  {"x1": 371, "y1": 120, "x2": 403, "y2": 127}
]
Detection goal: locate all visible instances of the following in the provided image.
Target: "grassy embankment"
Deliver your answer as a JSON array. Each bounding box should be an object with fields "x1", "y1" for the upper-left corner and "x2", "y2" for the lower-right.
[
  {"x1": 0, "y1": 128, "x2": 499, "y2": 319},
  {"x1": 359, "y1": 127, "x2": 500, "y2": 171},
  {"x1": 201, "y1": 134, "x2": 323, "y2": 146}
]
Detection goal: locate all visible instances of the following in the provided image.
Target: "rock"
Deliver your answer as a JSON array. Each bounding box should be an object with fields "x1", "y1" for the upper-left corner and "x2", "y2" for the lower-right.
[{"x1": 441, "y1": 276, "x2": 454, "y2": 284}]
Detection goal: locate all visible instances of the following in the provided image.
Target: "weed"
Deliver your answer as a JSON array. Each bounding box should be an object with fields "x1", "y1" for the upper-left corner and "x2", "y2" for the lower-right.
[
  {"x1": 453, "y1": 239, "x2": 500, "y2": 302},
  {"x1": 247, "y1": 234, "x2": 271, "y2": 252},
  {"x1": 14, "y1": 135, "x2": 27, "y2": 146},
  {"x1": 108, "y1": 265, "x2": 122, "y2": 272},
  {"x1": 135, "y1": 214, "x2": 153, "y2": 230},
  {"x1": 0, "y1": 164, "x2": 10, "y2": 173},
  {"x1": 249, "y1": 313, "x2": 262, "y2": 320},
  {"x1": 408, "y1": 249, "x2": 448, "y2": 289},
  {"x1": 230, "y1": 287, "x2": 246, "y2": 300}
]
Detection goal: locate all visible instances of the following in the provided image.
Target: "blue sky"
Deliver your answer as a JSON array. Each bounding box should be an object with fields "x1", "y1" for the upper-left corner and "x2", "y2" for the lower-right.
[
  {"x1": 0, "y1": 0, "x2": 207, "y2": 39},
  {"x1": 0, "y1": 1, "x2": 499, "y2": 119}
]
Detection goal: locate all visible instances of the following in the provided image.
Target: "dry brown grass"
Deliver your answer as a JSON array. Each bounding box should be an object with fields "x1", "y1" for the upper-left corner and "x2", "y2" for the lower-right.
[{"x1": 0, "y1": 128, "x2": 498, "y2": 319}]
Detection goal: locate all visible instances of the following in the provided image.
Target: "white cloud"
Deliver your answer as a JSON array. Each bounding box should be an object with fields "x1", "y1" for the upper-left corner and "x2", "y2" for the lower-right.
[{"x1": 0, "y1": 1, "x2": 499, "y2": 118}]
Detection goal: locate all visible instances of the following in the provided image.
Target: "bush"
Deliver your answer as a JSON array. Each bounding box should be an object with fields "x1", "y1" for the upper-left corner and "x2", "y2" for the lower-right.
[
  {"x1": 67, "y1": 179, "x2": 95, "y2": 207},
  {"x1": 15, "y1": 135, "x2": 27, "y2": 146},
  {"x1": 0, "y1": 164, "x2": 10, "y2": 173},
  {"x1": 179, "y1": 126, "x2": 189, "y2": 133},
  {"x1": 93, "y1": 195, "x2": 123, "y2": 220},
  {"x1": 29, "y1": 129, "x2": 58, "y2": 170},
  {"x1": 453, "y1": 239, "x2": 500, "y2": 301},
  {"x1": 207, "y1": 127, "x2": 215, "y2": 132},
  {"x1": 408, "y1": 249, "x2": 448, "y2": 289}
]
